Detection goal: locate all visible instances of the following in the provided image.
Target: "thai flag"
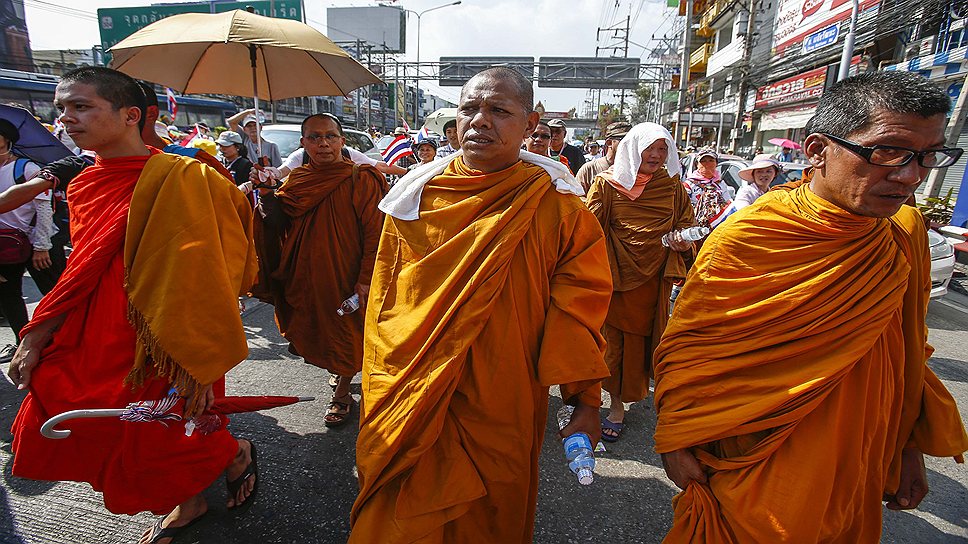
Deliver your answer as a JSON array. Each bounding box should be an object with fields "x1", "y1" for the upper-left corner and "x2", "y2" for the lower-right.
[
  {"x1": 166, "y1": 87, "x2": 178, "y2": 121},
  {"x1": 381, "y1": 135, "x2": 414, "y2": 166},
  {"x1": 178, "y1": 124, "x2": 200, "y2": 147},
  {"x1": 417, "y1": 126, "x2": 431, "y2": 143},
  {"x1": 401, "y1": 117, "x2": 411, "y2": 133}
]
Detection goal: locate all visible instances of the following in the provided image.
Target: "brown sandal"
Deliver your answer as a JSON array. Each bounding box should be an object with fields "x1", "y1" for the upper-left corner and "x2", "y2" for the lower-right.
[{"x1": 324, "y1": 395, "x2": 352, "y2": 427}]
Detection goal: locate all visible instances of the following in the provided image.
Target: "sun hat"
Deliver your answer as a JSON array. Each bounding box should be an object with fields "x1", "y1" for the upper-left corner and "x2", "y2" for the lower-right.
[{"x1": 738, "y1": 157, "x2": 781, "y2": 182}]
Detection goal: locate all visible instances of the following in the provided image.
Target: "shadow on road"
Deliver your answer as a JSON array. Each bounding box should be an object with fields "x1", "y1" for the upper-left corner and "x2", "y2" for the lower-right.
[{"x1": 927, "y1": 357, "x2": 968, "y2": 384}]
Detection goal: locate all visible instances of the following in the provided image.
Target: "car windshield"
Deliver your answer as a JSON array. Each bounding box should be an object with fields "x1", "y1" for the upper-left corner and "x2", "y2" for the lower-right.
[
  {"x1": 344, "y1": 131, "x2": 374, "y2": 153},
  {"x1": 260, "y1": 128, "x2": 302, "y2": 157}
]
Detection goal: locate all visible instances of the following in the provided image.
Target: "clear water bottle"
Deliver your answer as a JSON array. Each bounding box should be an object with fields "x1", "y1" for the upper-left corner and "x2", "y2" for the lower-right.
[
  {"x1": 336, "y1": 293, "x2": 360, "y2": 316},
  {"x1": 556, "y1": 405, "x2": 595, "y2": 486},
  {"x1": 661, "y1": 226, "x2": 710, "y2": 247}
]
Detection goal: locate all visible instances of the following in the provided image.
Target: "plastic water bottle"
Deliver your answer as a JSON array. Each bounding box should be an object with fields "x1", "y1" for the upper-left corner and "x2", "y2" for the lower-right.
[
  {"x1": 556, "y1": 405, "x2": 595, "y2": 485},
  {"x1": 336, "y1": 293, "x2": 360, "y2": 316},
  {"x1": 661, "y1": 226, "x2": 710, "y2": 247}
]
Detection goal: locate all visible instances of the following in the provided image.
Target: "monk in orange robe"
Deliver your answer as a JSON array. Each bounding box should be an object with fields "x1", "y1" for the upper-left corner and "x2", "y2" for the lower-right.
[
  {"x1": 654, "y1": 71, "x2": 968, "y2": 543},
  {"x1": 585, "y1": 122, "x2": 695, "y2": 442},
  {"x1": 7, "y1": 67, "x2": 258, "y2": 544},
  {"x1": 254, "y1": 113, "x2": 386, "y2": 427},
  {"x1": 350, "y1": 67, "x2": 611, "y2": 543}
]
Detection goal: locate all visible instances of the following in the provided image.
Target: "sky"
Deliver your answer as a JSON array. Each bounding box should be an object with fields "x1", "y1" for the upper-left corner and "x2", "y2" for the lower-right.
[{"x1": 22, "y1": 0, "x2": 675, "y2": 112}]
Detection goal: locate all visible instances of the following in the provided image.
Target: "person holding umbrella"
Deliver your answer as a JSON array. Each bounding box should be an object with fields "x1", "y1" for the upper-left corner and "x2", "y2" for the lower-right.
[
  {"x1": 228, "y1": 108, "x2": 282, "y2": 167},
  {"x1": 6, "y1": 67, "x2": 259, "y2": 543}
]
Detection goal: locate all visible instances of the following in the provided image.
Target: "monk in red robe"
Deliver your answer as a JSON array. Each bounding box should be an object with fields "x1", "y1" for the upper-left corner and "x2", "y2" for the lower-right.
[{"x1": 7, "y1": 67, "x2": 258, "y2": 544}]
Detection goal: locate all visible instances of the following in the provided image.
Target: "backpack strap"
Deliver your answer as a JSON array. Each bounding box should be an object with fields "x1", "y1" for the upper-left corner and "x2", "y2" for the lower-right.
[{"x1": 13, "y1": 158, "x2": 33, "y2": 185}]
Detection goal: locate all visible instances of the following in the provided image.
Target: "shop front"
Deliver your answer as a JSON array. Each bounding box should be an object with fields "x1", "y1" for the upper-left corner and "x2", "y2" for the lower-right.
[{"x1": 752, "y1": 65, "x2": 827, "y2": 153}]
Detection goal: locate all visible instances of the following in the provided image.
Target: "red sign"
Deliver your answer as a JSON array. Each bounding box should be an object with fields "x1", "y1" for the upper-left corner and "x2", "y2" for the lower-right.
[
  {"x1": 755, "y1": 66, "x2": 827, "y2": 109},
  {"x1": 772, "y1": 0, "x2": 880, "y2": 53}
]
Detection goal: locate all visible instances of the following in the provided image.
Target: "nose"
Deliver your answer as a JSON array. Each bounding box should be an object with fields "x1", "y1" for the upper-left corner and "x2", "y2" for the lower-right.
[
  {"x1": 469, "y1": 110, "x2": 490, "y2": 130},
  {"x1": 890, "y1": 159, "x2": 923, "y2": 187}
]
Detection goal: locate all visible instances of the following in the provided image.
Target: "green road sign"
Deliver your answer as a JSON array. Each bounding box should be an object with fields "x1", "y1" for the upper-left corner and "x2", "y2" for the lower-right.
[{"x1": 98, "y1": 1, "x2": 303, "y2": 64}]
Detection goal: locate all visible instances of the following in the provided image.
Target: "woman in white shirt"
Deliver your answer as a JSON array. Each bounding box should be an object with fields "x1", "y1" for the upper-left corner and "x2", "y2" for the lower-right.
[{"x1": 733, "y1": 158, "x2": 781, "y2": 211}]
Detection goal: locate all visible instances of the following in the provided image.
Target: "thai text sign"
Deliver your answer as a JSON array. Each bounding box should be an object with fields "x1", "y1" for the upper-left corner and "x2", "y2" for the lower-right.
[
  {"x1": 755, "y1": 66, "x2": 827, "y2": 109},
  {"x1": 772, "y1": 0, "x2": 878, "y2": 53}
]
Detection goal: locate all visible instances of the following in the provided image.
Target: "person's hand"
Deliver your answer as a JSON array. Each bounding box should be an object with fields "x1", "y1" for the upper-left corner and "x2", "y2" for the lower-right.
[
  {"x1": 668, "y1": 230, "x2": 694, "y2": 253},
  {"x1": 885, "y1": 447, "x2": 928, "y2": 510},
  {"x1": 32, "y1": 249, "x2": 51, "y2": 270},
  {"x1": 559, "y1": 402, "x2": 602, "y2": 446},
  {"x1": 355, "y1": 283, "x2": 370, "y2": 311},
  {"x1": 183, "y1": 383, "x2": 215, "y2": 419},
  {"x1": 7, "y1": 336, "x2": 49, "y2": 390},
  {"x1": 661, "y1": 448, "x2": 707, "y2": 490}
]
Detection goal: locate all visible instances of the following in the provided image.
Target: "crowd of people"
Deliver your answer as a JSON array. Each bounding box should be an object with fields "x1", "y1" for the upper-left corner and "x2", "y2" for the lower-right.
[{"x1": 0, "y1": 64, "x2": 965, "y2": 544}]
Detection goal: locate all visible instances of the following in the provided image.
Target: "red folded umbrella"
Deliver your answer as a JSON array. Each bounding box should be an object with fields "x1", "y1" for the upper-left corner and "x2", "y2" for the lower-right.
[{"x1": 41, "y1": 394, "x2": 315, "y2": 439}]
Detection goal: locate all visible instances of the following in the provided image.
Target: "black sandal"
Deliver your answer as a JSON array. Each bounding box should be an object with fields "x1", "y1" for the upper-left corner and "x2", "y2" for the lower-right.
[
  {"x1": 146, "y1": 512, "x2": 205, "y2": 543},
  {"x1": 226, "y1": 440, "x2": 258, "y2": 509},
  {"x1": 324, "y1": 396, "x2": 353, "y2": 427}
]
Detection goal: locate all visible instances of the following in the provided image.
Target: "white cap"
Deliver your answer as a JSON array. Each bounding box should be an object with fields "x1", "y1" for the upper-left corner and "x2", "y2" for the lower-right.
[{"x1": 577, "y1": 468, "x2": 594, "y2": 485}]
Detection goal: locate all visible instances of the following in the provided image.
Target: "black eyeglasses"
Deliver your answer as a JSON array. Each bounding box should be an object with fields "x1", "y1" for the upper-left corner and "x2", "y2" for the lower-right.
[
  {"x1": 304, "y1": 133, "x2": 342, "y2": 144},
  {"x1": 530, "y1": 133, "x2": 551, "y2": 141},
  {"x1": 820, "y1": 133, "x2": 963, "y2": 168}
]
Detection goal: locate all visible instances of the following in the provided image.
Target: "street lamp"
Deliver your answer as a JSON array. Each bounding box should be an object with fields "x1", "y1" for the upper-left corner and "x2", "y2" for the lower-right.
[{"x1": 404, "y1": 1, "x2": 461, "y2": 128}]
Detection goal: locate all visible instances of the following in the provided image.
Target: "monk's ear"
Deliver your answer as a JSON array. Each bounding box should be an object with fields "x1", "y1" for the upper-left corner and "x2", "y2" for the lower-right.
[
  {"x1": 123, "y1": 105, "x2": 142, "y2": 128},
  {"x1": 524, "y1": 111, "x2": 539, "y2": 136},
  {"x1": 803, "y1": 134, "x2": 826, "y2": 169}
]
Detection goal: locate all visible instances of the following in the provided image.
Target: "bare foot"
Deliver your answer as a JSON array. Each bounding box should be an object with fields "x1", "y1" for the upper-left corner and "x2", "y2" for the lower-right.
[
  {"x1": 226, "y1": 439, "x2": 256, "y2": 508},
  {"x1": 139, "y1": 495, "x2": 207, "y2": 544}
]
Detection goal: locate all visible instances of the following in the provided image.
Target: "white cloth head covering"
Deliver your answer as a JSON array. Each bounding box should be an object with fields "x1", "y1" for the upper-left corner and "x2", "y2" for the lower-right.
[
  {"x1": 379, "y1": 149, "x2": 584, "y2": 220},
  {"x1": 611, "y1": 122, "x2": 680, "y2": 189}
]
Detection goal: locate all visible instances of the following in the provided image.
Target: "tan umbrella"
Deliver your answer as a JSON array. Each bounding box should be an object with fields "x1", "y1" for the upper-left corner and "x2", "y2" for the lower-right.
[
  {"x1": 109, "y1": 8, "x2": 382, "y2": 159},
  {"x1": 423, "y1": 108, "x2": 458, "y2": 135}
]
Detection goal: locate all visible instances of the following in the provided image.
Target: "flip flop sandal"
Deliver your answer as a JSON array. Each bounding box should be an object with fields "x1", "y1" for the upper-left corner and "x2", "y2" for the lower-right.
[
  {"x1": 226, "y1": 441, "x2": 258, "y2": 510},
  {"x1": 601, "y1": 418, "x2": 625, "y2": 443},
  {"x1": 147, "y1": 512, "x2": 205, "y2": 544},
  {"x1": 328, "y1": 374, "x2": 339, "y2": 389},
  {"x1": 324, "y1": 397, "x2": 352, "y2": 428}
]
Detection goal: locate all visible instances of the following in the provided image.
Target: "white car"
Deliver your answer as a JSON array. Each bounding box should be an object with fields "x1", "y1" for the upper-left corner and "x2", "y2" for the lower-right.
[
  {"x1": 260, "y1": 124, "x2": 383, "y2": 162},
  {"x1": 929, "y1": 229, "x2": 956, "y2": 299}
]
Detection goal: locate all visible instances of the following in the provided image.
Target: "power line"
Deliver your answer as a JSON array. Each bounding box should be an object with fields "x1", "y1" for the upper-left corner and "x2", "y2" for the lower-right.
[{"x1": 23, "y1": 0, "x2": 96, "y2": 20}]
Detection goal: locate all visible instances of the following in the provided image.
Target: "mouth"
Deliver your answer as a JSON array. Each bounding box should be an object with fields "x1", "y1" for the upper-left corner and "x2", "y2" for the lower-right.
[
  {"x1": 878, "y1": 193, "x2": 912, "y2": 203},
  {"x1": 464, "y1": 133, "x2": 493, "y2": 145}
]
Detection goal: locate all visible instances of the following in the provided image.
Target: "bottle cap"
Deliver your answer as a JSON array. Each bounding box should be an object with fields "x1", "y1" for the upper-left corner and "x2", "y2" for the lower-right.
[{"x1": 577, "y1": 468, "x2": 593, "y2": 486}]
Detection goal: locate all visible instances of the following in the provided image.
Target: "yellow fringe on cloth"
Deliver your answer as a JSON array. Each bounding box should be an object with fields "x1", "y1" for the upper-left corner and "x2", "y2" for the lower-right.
[{"x1": 123, "y1": 154, "x2": 258, "y2": 414}]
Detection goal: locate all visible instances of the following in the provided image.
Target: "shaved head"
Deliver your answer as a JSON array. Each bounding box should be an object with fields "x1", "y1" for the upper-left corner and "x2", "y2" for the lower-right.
[{"x1": 462, "y1": 67, "x2": 533, "y2": 115}]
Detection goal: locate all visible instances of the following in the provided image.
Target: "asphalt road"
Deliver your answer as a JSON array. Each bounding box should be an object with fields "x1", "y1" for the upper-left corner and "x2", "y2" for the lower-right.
[{"x1": 0, "y1": 280, "x2": 965, "y2": 543}]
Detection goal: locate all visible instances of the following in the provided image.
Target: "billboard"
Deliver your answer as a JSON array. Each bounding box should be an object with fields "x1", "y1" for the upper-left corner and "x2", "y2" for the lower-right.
[
  {"x1": 1, "y1": 0, "x2": 32, "y2": 71},
  {"x1": 771, "y1": 0, "x2": 879, "y2": 54},
  {"x1": 327, "y1": 6, "x2": 406, "y2": 53},
  {"x1": 438, "y1": 57, "x2": 535, "y2": 87},
  {"x1": 538, "y1": 57, "x2": 640, "y2": 89},
  {"x1": 755, "y1": 65, "x2": 827, "y2": 109},
  {"x1": 98, "y1": 1, "x2": 303, "y2": 57}
]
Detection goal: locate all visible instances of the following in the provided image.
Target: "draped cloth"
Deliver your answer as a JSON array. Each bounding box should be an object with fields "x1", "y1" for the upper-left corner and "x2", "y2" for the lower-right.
[
  {"x1": 255, "y1": 158, "x2": 386, "y2": 375},
  {"x1": 11, "y1": 150, "x2": 255, "y2": 514},
  {"x1": 586, "y1": 167, "x2": 695, "y2": 400},
  {"x1": 653, "y1": 184, "x2": 968, "y2": 542},
  {"x1": 350, "y1": 158, "x2": 612, "y2": 543}
]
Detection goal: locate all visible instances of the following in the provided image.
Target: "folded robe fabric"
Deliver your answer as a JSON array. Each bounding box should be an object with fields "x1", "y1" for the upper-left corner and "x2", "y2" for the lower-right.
[{"x1": 653, "y1": 183, "x2": 968, "y2": 542}]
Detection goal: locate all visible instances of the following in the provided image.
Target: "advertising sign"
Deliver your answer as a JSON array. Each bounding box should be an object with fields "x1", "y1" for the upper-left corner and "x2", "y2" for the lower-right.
[
  {"x1": 772, "y1": 0, "x2": 879, "y2": 53},
  {"x1": 755, "y1": 66, "x2": 827, "y2": 109}
]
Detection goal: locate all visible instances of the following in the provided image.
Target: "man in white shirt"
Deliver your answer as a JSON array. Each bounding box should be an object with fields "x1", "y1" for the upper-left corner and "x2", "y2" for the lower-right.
[{"x1": 435, "y1": 119, "x2": 460, "y2": 158}]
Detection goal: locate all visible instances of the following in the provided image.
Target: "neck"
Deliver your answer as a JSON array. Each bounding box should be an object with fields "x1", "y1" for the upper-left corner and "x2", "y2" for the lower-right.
[
  {"x1": 96, "y1": 134, "x2": 150, "y2": 159},
  {"x1": 755, "y1": 182, "x2": 770, "y2": 192},
  {"x1": 463, "y1": 156, "x2": 518, "y2": 174},
  {"x1": 551, "y1": 142, "x2": 563, "y2": 152},
  {"x1": 143, "y1": 134, "x2": 167, "y2": 149}
]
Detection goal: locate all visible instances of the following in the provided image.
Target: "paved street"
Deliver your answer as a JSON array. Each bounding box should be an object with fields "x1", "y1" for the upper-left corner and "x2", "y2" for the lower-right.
[{"x1": 0, "y1": 280, "x2": 965, "y2": 543}]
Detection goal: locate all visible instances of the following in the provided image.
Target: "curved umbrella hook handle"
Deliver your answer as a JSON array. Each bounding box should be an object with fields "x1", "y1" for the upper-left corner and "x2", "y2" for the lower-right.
[{"x1": 40, "y1": 409, "x2": 126, "y2": 440}]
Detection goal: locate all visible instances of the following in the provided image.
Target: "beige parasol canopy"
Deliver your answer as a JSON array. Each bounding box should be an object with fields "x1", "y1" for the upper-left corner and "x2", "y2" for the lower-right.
[
  {"x1": 108, "y1": 9, "x2": 382, "y2": 101},
  {"x1": 422, "y1": 108, "x2": 458, "y2": 135}
]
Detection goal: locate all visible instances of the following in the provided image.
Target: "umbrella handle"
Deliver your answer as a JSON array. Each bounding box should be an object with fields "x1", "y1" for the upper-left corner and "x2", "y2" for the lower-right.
[{"x1": 40, "y1": 409, "x2": 126, "y2": 440}]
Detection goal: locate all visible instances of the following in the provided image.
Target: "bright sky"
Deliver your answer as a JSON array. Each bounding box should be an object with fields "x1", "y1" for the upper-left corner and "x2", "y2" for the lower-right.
[{"x1": 23, "y1": 0, "x2": 674, "y2": 112}]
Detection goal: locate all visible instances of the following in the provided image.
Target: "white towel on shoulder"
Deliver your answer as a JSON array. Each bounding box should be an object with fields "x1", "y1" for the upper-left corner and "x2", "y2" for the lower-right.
[{"x1": 378, "y1": 149, "x2": 585, "y2": 220}]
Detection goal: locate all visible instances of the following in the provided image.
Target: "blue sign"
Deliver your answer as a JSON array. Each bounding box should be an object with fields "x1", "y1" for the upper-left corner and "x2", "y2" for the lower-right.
[{"x1": 803, "y1": 24, "x2": 839, "y2": 53}]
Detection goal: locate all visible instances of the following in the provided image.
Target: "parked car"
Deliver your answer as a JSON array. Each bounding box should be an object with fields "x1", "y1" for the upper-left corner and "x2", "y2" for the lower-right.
[
  {"x1": 929, "y1": 228, "x2": 956, "y2": 298},
  {"x1": 260, "y1": 124, "x2": 383, "y2": 163},
  {"x1": 682, "y1": 154, "x2": 809, "y2": 197}
]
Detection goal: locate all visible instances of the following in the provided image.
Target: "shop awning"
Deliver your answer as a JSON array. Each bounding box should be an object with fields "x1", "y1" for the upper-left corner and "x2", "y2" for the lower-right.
[{"x1": 758, "y1": 106, "x2": 817, "y2": 131}]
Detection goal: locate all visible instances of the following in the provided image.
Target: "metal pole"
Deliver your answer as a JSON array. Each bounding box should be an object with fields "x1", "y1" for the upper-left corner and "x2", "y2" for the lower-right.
[
  {"x1": 923, "y1": 72, "x2": 968, "y2": 197},
  {"x1": 678, "y1": 0, "x2": 694, "y2": 146},
  {"x1": 732, "y1": 0, "x2": 757, "y2": 151},
  {"x1": 686, "y1": 111, "x2": 693, "y2": 148},
  {"x1": 838, "y1": 0, "x2": 860, "y2": 81},
  {"x1": 415, "y1": 13, "x2": 421, "y2": 127},
  {"x1": 356, "y1": 39, "x2": 363, "y2": 129},
  {"x1": 717, "y1": 110, "x2": 724, "y2": 150},
  {"x1": 249, "y1": 44, "x2": 263, "y2": 162}
]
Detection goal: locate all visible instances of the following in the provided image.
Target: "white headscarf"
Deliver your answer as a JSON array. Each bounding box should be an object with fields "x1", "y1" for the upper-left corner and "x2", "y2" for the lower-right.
[
  {"x1": 379, "y1": 149, "x2": 584, "y2": 220},
  {"x1": 610, "y1": 122, "x2": 681, "y2": 190}
]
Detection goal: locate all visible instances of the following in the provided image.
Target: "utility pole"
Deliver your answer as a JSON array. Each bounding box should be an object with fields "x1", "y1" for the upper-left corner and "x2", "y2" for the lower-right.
[
  {"x1": 355, "y1": 39, "x2": 363, "y2": 129},
  {"x1": 596, "y1": 15, "x2": 632, "y2": 120},
  {"x1": 677, "y1": 0, "x2": 694, "y2": 146},
  {"x1": 838, "y1": 0, "x2": 860, "y2": 81},
  {"x1": 923, "y1": 71, "x2": 968, "y2": 197},
  {"x1": 731, "y1": 0, "x2": 757, "y2": 152}
]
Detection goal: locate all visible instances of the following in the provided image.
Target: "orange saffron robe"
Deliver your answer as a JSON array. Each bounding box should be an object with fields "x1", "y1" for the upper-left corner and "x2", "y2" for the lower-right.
[
  {"x1": 10, "y1": 152, "x2": 240, "y2": 515},
  {"x1": 653, "y1": 184, "x2": 968, "y2": 543},
  {"x1": 585, "y1": 168, "x2": 694, "y2": 400},
  {"x1": 256, "y1": 159, "x2": 386, "y2": 375},
  {"x1": 350, "y1": 158, "x2": 612, "y2": 543}
]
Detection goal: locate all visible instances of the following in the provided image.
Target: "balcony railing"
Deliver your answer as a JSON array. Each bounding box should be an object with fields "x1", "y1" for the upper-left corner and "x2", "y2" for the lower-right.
[
  {"x1": 690, "y1": 43, "x2": 713, "y2": 73},
  {"x1": 698, "y1": 0, "x2": 737, "y2": 36}
]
